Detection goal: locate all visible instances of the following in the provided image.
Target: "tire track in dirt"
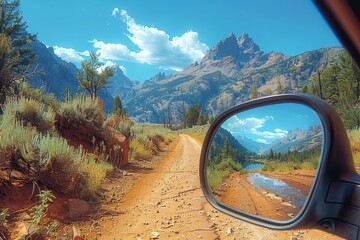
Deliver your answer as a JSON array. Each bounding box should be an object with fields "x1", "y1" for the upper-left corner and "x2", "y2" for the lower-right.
[
  {"x1": 84, "y1": 134, "x2": 218, "y2": 239},
  {"x1": 81, "y1": 134, "x2": 343, "y2": 240}
]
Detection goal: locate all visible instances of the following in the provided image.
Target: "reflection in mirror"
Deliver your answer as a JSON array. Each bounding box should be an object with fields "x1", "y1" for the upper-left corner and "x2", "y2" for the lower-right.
[{"x1": 206, "y1": 103, "x2": 323, "y2": 221}]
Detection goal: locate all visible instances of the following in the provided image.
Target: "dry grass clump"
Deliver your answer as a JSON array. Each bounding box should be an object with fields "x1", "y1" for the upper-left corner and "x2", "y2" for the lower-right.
[
  {"x1": 55, "y1": 94, "x2": 106, "y2": 151},
  {"x1": 21, "y1": 83, "x2": 60, "y2": 111},
  {"x1": 105, "y1": 114, "x2": 133, "y2": 138},
  {"x1": 129, "y1": 123, "x2": 177, "y2": 161},
  {"x1": 58, "y1": 94, "x2": 104, "y2": 132},
  {"x1": 0, "y1": 96, "x2": 112, "y2": 197},
  {"x1": 2, "y1": 96, "x2": 55, "y2": 133},
  {"x1": 180, "y1": 124, "x2": 210, "y2": 143},
  {"x1": 348, "y1": 129, "x2": 360, "y2": 173},
  {"x1": 79, "y1": 153, "x2": 113, "y2": 193}
]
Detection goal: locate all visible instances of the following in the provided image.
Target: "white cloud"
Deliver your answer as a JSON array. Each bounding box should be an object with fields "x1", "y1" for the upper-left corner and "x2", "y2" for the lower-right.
[
  {"x1": 223, "y1": 115, "x2": 288, "y2": 140},
  {"x1": 91, "y1": 39, "x2": 134, "y2": 61},
  {"x1": 224, "y1": 116, "x2": 271, "y2": 134},
  {"x1": 256, "y1": 139, "x2": 268, "y2": 144},
  {"x1": 53, "y1": 46, "x2": 87, "y2": 63},
  {"x1": 97, "y1": 60, "x2": 116, "y2": 73},
  {"x1": 274, "y1": 129, "x2": 288, "y2": 134},
  {"x1": 252, "y1": 129, "x2": 288, "y2": 139},
  {"x1": 92, "y1": 9, "x2": 209, "y2": 71},
  {"x1": 112, "y1": 8, "x2": 119, "y2": 17},
  {"x1": 79, "y1": 50, "x2": 90, "y2": 57},
  {"x1": 171, "y1": 31, "x2": 208, "y2": 63},
  {"x1": 97, "y1": 60, "x2": 126, "y2": 75}
]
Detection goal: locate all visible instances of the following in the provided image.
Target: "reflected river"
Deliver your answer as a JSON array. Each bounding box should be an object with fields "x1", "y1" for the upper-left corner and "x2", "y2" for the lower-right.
[
  {"x1": 247, "y1": 172, "x2": 306, "y2": 207},
  {"x1": 244, "y1": 162, "x2": 263, "y2": 171}
]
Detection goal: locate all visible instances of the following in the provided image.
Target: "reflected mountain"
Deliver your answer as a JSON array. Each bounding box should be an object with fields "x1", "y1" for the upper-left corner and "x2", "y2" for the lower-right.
[
  {"x1": 234, "y1": 135, "x2": 267, "y2": 153},
  {"x1": 260, "y1": 125, "x2": 322, "y2": 154},
  {"x1": 213, "y1": 128, "x2": 250, "y2": 154}
]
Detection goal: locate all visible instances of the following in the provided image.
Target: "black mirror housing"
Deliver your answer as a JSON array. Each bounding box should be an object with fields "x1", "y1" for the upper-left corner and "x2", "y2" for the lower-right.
[{"x1": 200, "y1": 94, "x2": 360, "y2": 239}]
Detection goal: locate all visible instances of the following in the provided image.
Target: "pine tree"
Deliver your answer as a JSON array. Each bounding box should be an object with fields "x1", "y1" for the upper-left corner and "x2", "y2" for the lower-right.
[
  {"x1": 269, "y1": 149, "x2": 274, "y2": 160},
  {"x1": 112, "y1": 95, "x2": 123, "y2": 116},
  {"x1": 185, "y1": 104, "x2": 201, "y2": 128},
  {"x1": 0, "y1": 0, "x2": 37, "y2": 105},
  {"x1": 221, "y1": 139, "x2": 231, "y2": 159},
  {"x1": 276, "y1": 80, "x2": 285, "y2": 94},
  {"x1": 249, "y1": 83, "x2": 259, "y2": 99},
  {"x1": 336, "y1": 51, "x2": 360, "y2": 128}
]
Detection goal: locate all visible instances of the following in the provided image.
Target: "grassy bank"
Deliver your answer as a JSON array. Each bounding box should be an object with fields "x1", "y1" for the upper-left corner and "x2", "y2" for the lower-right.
[
  {"x1": 0, "y1": 95, "x2": 113, "y2": 197},
  {"x1": 348, "y1": 129, "x2": 360, "y2": 173},
  {"x1": 261, "y1": 154, "x2": 319, "y2": 173},
  {"x1": 179, "y1": 124, "x2": 210, "y2": 143},
  {"x1": 207, "y1": 157, "x2": 245, "y2": 188},
  {"x1": 129, "y1": 123, "x2": 178, "y2": 162}
]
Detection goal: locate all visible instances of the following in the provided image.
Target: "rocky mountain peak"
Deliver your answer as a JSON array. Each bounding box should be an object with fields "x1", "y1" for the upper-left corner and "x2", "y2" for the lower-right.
[
  {"x1": 203, "y1": 33, "x2": 240, "y2": 61},
  {"x1": 154, "y1": 72, "x2": 166, "y2": 81},
  {"x1": 201, "y1": 32, "x2": 264, "y2": 66},
  {"x1": 237, "y1": 33, "x2": 260, "y2": 53},
  {"x1": 147, "y1": 72, "x2": 166, "y2": 82}
]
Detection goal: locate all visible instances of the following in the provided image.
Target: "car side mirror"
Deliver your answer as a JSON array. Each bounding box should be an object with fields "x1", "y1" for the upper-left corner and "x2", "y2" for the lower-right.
[{"x1": 200, "y1": 94, "x2": 360, "y2": 240}]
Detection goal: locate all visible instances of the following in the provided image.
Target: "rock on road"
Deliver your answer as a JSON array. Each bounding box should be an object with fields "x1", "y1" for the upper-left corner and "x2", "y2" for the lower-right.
[{"x1": 88, "y1": 134, "x2": 342, "y2": 240}]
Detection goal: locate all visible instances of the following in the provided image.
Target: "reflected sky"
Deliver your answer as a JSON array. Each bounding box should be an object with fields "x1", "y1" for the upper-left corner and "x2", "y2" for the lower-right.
[{"x1": 222, "y1": 103, "x2": 321, "y2": 144}]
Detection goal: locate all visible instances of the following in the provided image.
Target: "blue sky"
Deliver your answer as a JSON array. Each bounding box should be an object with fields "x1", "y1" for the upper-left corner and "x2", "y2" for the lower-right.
[
  {"x1": 21, "y1": 0, "x2": 341, "y2": 81},
  {"x1": 222, "y1": 103, "x2": 322, "y2": 144}
]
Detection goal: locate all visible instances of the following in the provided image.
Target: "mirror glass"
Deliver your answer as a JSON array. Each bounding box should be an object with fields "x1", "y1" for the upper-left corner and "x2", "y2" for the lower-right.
[{"x1": 206, "y1": 103, "x2": 323, "y2": 221}]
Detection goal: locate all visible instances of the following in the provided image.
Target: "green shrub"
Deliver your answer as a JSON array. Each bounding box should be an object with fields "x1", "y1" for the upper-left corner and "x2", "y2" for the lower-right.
[
  {"x1": 0, "y1": 119, "x2": 39, "y2": 164},
  {"x1": 30, "y1": 190, "x2": 55, "y2": 226},
  {"x1": 206, "y1": 157, "x2": 245, "y2": 188},
  {"x1": 36, "y1": 134, "x2": 81, "y2": 168},
  {"x1": 129, "y1": 138, "x2": 154, "y2": 161},
  {"x1": 21, "y1": 83, "x2": 60, "y2": 111},
  {"x1": 129, "y1": 123, "x2": 177, "y2": 161},
  {"x1": 2, "y1": 97, "x2": 55, "y2": 133},
  {"x1": 261, "y1": 160, "x2": 301, "y2": 172},
  {"x1": 348, "y1": 129, "x2": 360, "y2": 173},
  {"x1": 79, "y1": 153, "x2": 113, "y2": 193},
  {"x1": 105, "y1": 114, "x2": 133, "y2": 138},
  {"x1": 0, "y1": 94, "x2": 113, "y2": 196},
  {"x1": 59, "y1": 94, "x2": 104, "y2": 130}
]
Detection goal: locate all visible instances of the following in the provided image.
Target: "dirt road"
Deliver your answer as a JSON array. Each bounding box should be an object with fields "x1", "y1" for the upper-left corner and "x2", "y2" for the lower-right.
[{"x1": 82, "y1": 134, "x2": 342, "y2": 239}]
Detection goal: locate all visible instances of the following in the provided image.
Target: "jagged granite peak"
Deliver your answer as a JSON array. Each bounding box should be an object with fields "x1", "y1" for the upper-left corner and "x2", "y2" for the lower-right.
[
  {"x1": 201, "y1": 32, "x2": 266, "y2": 69},
  {"x1": 203, "y1": 33, "x2": 240, "y2": 61},
  {"x1": 142, "y1": 72, "x2": 168, "y2": 87},
  {"x1": 149, "y1": 72, "x2": 166, "y2": 82},
  {"x1": 237, "y1": 33, "x2": 260, "y2": 53}
]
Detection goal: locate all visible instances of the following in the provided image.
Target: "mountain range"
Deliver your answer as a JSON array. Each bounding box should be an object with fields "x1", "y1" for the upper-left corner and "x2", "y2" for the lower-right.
[
  {"x1": 260, "y1": 124, "x2": 323, "y2": 154},
  {"x1": 231, "y1": 124, "x2": 322, "y2": 155},
  {"x1": 234, "y1": 135, "x2": 267, "y2": 153},
  {"x1": 108, "y1": 33, "x2": 342, "y2": 123},
  {"x1": 29, "y1": 33, "x2": 343, "y2": 122}
]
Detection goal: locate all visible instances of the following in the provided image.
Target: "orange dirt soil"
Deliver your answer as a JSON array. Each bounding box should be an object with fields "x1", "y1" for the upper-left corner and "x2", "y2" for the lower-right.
[
  {"x1": 215, "y1": 169, "x2": 316, "y2": 222},
  {"x1": 2, "y1": 135, "x2": 344, "y2": 239}
]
